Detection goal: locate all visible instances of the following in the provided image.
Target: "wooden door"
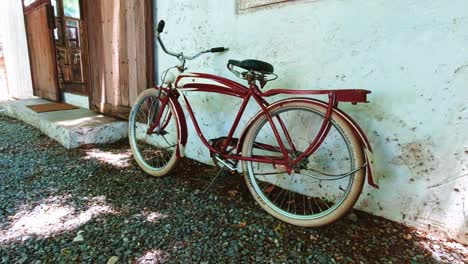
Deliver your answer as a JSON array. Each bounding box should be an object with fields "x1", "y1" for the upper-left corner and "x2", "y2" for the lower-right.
[
  {"x1": 84, "y1": 0, "x2": 154, "y2": 119},
  {"x1": 23, "y1": 0, "x2": 60, "y2": 101}
]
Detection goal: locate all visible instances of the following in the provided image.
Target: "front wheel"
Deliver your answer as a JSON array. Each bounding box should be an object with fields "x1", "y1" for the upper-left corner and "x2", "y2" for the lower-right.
[
  {"x1": 242, "y1": 101, "x2": 365, "y2": 227},
  {"x1": 129, "y1": 89, "x2": 179, "y2": 176}
]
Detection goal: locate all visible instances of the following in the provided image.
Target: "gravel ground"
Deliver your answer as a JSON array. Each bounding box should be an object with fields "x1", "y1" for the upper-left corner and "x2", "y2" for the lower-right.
[{"x1": 0, "y1": 113, "x2": 466, "y2": 263}]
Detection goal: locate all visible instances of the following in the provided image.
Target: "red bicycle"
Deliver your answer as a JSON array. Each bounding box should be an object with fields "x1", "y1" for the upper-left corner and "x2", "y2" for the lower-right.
[{"x1": 129, "y1": 21, "x2": 378, "y2": 227}]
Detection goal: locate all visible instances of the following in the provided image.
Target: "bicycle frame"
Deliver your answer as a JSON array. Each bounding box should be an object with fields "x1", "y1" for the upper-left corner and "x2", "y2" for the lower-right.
[{"x1": 147, "y1": 71, "x2": 378, "y2": 189}]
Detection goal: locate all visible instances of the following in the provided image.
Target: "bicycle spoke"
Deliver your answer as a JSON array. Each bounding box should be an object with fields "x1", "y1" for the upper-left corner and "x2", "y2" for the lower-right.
[
  {"x1": 261, "y1": 182, "x2": 274, "y2": 199},
  {"x1": 261, "y1": 182, "x2": 272, "y2": 192},
  {"x1": 307, "y1": 196, "x2": 314, "y2": 215},
  {"x1": 279, "y1": 188, "x2": 288, "y2": 210},
  {"x1": 313, "y1": 197, "x2": 322, "y2": 213},
  {"x1": 272, "y1": 187, "x2": 286, "y2": 204}
]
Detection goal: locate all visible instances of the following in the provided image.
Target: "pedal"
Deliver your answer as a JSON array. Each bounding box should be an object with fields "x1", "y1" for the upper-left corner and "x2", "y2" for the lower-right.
[{"x1": 213, "y1": 155, "x2": 237, "y2": 172}]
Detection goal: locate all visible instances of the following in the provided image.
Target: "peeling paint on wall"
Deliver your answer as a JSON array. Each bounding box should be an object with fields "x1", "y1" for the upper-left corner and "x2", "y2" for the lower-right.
[{"x1": 392, "y1": 141, "x2": 436, "y2": 179}]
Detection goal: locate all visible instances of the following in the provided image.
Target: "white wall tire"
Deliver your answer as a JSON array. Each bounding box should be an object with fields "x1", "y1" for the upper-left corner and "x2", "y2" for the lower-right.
[
  {"x1": 242, "y1": 101, "x2": 365, "y2": 227},
  {"x1": 129, "y1": 89, "x2": 179, "y2": 177}
]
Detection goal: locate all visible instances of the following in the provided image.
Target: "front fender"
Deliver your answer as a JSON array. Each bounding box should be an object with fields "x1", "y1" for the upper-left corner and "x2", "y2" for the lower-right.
[
  {"x1": 168, "y1": 97, "x2": 188, "y2": 158},
  {"x1": 236, "y1": 97, "x2": 378, "y2": 188}
]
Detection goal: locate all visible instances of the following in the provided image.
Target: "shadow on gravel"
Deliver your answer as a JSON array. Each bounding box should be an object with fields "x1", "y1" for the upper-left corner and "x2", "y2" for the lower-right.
[{"x1": 0, "y1": 114, "x2": 466, "y2": 263}]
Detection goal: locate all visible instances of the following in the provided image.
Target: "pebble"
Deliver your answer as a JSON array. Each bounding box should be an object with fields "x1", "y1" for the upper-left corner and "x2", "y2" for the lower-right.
[
  {"x1": 0, "y1": 114, "x2": 466, "y2": 264},
  {"x1": 347, "y1": 212, "x2": 358, "y2": 222},
  {"x1": 72, "y1": 234, "x2": 84, "y2": 243},
  {"x1": 107, "y1": 256, "x2": 119, "y2": 264},
  {"x1": 274, "y1": 239, "x2": 279, "y2": 247}
]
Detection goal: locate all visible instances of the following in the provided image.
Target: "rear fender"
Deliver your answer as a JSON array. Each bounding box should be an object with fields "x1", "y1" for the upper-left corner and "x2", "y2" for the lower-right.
[
  {"x1": 168, "y1": 97, "x2": 188, "y2": 158},
  {"x1": 236, "y1": 97, "x2": 378, "y2": 188}
]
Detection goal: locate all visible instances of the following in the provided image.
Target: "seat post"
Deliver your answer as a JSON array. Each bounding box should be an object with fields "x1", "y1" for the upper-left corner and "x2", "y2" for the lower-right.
[{"x1": 245, "y1": 71, "x2": 256, "y2": 85}]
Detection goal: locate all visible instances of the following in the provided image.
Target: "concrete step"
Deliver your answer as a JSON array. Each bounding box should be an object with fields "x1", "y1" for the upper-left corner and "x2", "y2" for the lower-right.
[{"x1": 0, "y1": 99, "x2": 128, "y2": 149}]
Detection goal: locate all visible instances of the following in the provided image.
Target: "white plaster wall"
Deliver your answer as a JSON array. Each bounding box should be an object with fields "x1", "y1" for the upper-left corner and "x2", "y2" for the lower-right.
[
  {"x1": 157, "y1": 0, "x2": 468, "y2": 243},
  {"x1": 0, "y1": 0, "x2": 34, "y2": 99}
]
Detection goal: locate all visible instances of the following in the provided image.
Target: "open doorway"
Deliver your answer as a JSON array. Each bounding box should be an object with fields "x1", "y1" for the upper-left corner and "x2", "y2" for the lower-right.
[
  {"x1": 52, "y1": 0, "x2": 88, "y2": 96},
  {"x1": 22, "y1": 0, "x2": 89, "y2": 104},
  {"x1": 23, "y1": 0, "x2": 153, "y2": 114}
]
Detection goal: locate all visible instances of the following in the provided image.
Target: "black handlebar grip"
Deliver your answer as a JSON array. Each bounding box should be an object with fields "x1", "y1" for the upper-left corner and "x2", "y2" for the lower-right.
[
  {"x1": 157, "y1": 20, "x2": 165, "y2": 33},
  {"x1": 211, "y1": 47, "x2": 228, "y2": 53}
]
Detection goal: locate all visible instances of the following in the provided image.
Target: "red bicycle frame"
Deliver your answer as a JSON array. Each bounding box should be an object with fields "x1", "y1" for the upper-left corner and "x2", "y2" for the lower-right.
[{"x1": 149, "y1": 72, "x2": 378, "y2": 188}]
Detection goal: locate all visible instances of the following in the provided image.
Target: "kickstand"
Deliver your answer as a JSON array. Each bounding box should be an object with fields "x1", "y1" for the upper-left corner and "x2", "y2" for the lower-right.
[{"x1": 202, "y1": 166, "x2": 227, "y2": 193}]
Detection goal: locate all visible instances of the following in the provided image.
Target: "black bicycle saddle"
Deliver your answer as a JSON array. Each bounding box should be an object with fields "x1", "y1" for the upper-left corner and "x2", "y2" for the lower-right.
[{"x1": 228, "y1": 59, "x2": 274, "y2": 74}]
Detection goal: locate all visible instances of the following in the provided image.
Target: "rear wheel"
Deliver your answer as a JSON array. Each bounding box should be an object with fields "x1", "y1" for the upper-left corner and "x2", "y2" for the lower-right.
[
  {"x1": 242, "y1": 101, "x2": 365, "y2": 227},
  {"x1": 129, "y1": 89, "x2": 179, "y2": 176}
]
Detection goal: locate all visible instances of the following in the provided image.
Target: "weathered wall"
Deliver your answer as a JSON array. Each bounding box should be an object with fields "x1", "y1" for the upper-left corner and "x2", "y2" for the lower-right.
[
  {"x1": 0, "y1": 0, "x2": 34, "y2": 99},
  {"x1": 156, "y1": 0, "x2": 468, "y2": 243}
]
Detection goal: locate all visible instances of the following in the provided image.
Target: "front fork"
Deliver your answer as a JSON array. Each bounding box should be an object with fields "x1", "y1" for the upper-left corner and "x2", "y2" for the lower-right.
[{"x1": 146, "y1": 88, "x2": 178, "y2": 135}]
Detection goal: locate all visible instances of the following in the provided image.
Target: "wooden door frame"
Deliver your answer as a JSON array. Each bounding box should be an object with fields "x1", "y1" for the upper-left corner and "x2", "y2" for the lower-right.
[
  {"x1": 23, "y1": 0, "x2": 61, "y2": 101},
  {"x1": 78, "y1": 0, "x2": 90, "y2": 97},
  {"x1": 145, "y1": 0, "x2": 155, "y2": 89}
]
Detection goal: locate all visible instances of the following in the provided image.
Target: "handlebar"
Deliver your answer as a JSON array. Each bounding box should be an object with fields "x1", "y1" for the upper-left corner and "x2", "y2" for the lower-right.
[
  {"x1": 156, "y1": 20, "x2": 228, "y2": 64},
  {"x1": 157, "y1": 20, "x2": 165, "y2": 33},
  {"x1": 211, "y1": 47, "x2": 228, "y2": 53}
]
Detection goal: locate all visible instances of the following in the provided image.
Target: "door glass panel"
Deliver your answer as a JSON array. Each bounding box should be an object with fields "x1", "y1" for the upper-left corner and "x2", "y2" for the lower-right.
[
  {"x1": 66, "y1": 19, "x2": 80, "y2": 48},
  {"x1": 54, "y1": 27, "x2": 59, "y2": 41},
  {"x1": 54, "y1": 19, "x2": 63, "y2": 43},
  {"x1": 71, "y1": 50, "x2": 83, "y2": 82},
  {"x1": 63, "y1": 0, "x2": 80, "y2": 18},
  {"x1": 66, "y1": 20, "x2": 78, "y2": 27}
]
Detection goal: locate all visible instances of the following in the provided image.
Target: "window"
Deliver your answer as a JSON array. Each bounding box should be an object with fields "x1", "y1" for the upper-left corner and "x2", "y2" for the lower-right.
[
  {"x1": 63, "y1": 0, "x2": 80, "y2": 19},
  {"x1": 238, "y1": 0, "x2": 292, "y2": 11}
]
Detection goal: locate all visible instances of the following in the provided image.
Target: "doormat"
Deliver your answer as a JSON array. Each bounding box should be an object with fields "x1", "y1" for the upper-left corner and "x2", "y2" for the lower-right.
[{"x1": 26, "y1": 103, "x2": 79, "y2": 113}]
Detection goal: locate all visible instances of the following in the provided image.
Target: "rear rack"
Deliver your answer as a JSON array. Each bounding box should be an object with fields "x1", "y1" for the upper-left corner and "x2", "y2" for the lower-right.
[
  {"x1": 261, "y1": 88, "x2": 371, "y2": 104},
  {"x1": 334, "y1": 89, "x2": 371, "y2": 104}
]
